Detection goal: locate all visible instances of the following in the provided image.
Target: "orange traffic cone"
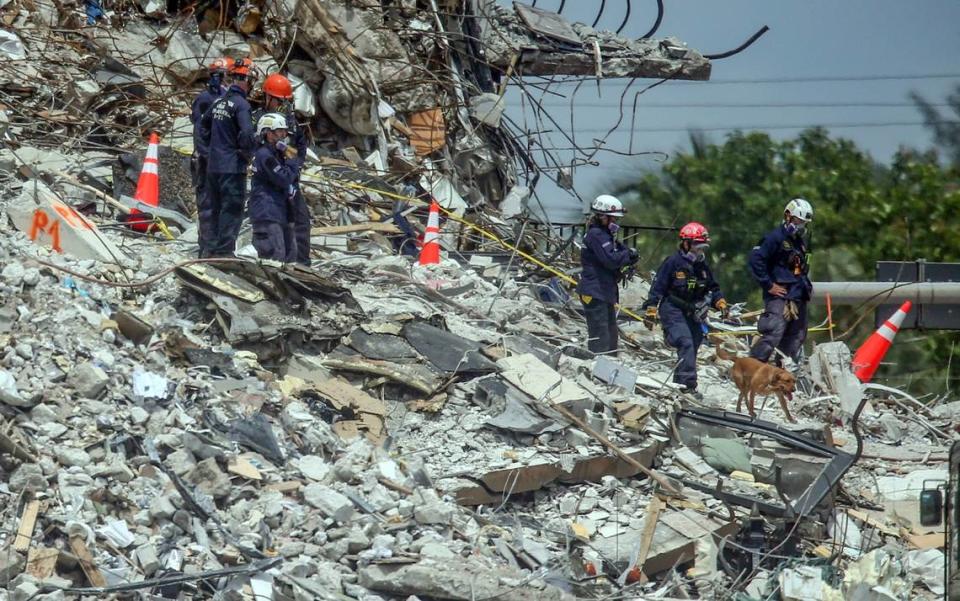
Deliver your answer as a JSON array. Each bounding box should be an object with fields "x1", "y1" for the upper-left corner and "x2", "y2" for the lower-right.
[
  {"x1": 128, "y1": 132, "x2": 160, "y2": 232},
  {"x1": 419, "y1": 200, "x2": 441, "y2": 265},
  {"x1": 852, "y1": 300, "x2": 912, "y2": 383}
]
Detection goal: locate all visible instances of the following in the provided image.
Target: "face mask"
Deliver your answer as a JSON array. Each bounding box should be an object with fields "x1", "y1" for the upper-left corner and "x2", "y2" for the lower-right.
[
  {"x1": 683, "y1": 251, "x2": 697, "y2": 263},
  {"x1": 608, "y1": 222, "x2": 620, "y2": 234},
  {"x1": 785, "y1": 222, "x2": 806, "y2": 236}
]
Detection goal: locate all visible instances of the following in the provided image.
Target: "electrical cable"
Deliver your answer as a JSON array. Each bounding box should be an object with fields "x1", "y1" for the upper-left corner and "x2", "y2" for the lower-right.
[
  {"x1": 571, "y1": 72, "x2": 960, "y2": 86},
  {"x1": 617, "y1": 0, "x2": 633, "y2": 35},
  {"x1": 704, "y1": 25, "x2": 770, "y2": 60},
  {"x1": 639, "y1": 0, "x2": 661, "y2": 38},
  {"x1": 575, "y1": 120, "x2": 959, "y2": 133},
  {"x1": 591, "y1": 0, "x2": 606, "y2": 27}
]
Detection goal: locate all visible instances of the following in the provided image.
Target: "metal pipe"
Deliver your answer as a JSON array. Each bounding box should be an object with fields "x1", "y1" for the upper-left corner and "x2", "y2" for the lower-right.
[{"x1": 810, "y1": 281, "x2": 960, "y2": 304}]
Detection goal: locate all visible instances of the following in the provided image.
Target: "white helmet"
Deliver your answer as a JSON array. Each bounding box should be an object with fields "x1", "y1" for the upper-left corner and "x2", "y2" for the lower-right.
[
  {"x1": 591, "y1": 194, "x2": 625, "y2": 217},
  {"x1": 784, "y1": 198, "x2": 813, "y2": 222},
  {"x1": 256, "y1": 112, "x2": 288, "y2": 137}
]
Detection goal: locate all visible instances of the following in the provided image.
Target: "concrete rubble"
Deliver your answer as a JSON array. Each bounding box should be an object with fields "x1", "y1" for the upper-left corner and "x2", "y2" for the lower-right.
[{"x1": 0, "y1": 1, "x2": 953, "y2": 600}]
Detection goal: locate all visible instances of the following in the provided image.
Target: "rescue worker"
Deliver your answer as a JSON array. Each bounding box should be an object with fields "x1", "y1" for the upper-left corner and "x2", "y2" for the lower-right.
[
  {"x1": 578, "y1": 194, "x2": 639, "y2": 355},
  {"x1": 197, "y1": 57, "x2": 256, "y2": 258},
  {"x1": 254, "y1": 73, "x2": 311, "y2": 265},
  {"x1": 642, "y1": 222, "x2": 727, "y2": 399},
  {"x1": 191, "y1": 57, "x2": 228, "y2": 257},
  {"x1": 249, "y1": 113, "x2": 298, "y2": 262},
  {"x1": 748, "y1": 198, "x2": 814, "y2": 365}
]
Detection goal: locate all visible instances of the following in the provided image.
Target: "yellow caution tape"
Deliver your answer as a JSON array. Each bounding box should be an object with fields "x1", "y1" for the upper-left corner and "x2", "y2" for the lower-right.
[
  {"x1": 708, "y1": 323, "x2": 835, "y2": 337},
  {"x1": 312, "y1": 177, "x2": 655, "y2": 321}
]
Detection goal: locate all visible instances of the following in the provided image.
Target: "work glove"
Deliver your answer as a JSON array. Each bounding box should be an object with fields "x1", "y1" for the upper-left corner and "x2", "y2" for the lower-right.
[
  {"x1": 715, "y1": 298, "x2": 729, "y2": 318},
  {"x1": 643, "y1": 306, "x2": 658, "y2": 330},
  {"x1": 783, "y1": 299, "x2": 800, "y2": 321},
  {"x1": 628, "y1": 248, "x2": 640, "y2": 264}
]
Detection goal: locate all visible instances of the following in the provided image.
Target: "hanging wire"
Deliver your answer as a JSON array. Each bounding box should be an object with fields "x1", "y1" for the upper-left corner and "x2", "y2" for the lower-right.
[{"x1": 639, "y1": 0, "x2": 661, "y2": 37}]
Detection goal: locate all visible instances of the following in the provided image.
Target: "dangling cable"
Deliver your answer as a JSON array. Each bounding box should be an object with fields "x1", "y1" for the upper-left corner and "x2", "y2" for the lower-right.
[
  {"x1": 592, "y1": 0, "x2": 606, "y2": 27},
  {"x1": 639, "y1": 0, "x2": 662, "y2": 37},
  {"x1": 704, "y1": 25, "x2": 770, "y2": 60}
]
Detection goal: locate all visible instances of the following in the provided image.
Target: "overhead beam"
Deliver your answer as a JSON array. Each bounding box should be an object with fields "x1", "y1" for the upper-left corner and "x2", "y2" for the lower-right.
[{"x1": 810, "y1": 282, "x2": 960, "y2": 304}]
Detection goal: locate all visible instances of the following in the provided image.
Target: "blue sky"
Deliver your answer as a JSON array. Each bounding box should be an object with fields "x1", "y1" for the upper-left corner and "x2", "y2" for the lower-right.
[{"x1": 501, "y1": 1, "x2": 960, "y2": 222}]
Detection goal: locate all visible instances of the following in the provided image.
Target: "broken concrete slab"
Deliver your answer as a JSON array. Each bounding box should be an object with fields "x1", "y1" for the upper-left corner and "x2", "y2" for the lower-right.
[
  {"x1": 497, "y1": 353, "x2": 592, "y2": 411},
  {"x1": 448, "y1": 439, "x2": 661, "y2": 505},
  {"x1": 359, "y1": 557, "x2": 575, "y2": 601},
  {"x1": 473, "y1": 376, "x2": 563, "y2": 435},
  {"x1": 8, "y1": 180, "x2": 128, "y2": 264},
  {"x1": 478, "y1": 2, "x2": 710, "y2": 80},
  {"x1": 303, "y1": 484, "x2": 355, "y2": 523}
]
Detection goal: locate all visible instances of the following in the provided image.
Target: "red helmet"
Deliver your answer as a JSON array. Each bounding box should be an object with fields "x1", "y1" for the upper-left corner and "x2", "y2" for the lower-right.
[
  {"x1": 679, "y1": 222, "x2": 710, "y2": 244},
  {"x1": 208, "y1": 58, "x2": 229, "y2": 74},
  {"x1": 263, "y1": 73, "x2": 293, "y2": 100},
  {"x1": 229, "y1": 57, "x2": 254, "y2": 78}
]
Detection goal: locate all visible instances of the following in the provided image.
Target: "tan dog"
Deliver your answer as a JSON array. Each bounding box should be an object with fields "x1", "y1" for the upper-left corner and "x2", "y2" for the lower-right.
[{"x1": 716, "y1": 346, "x2": 797, "y2": 422}]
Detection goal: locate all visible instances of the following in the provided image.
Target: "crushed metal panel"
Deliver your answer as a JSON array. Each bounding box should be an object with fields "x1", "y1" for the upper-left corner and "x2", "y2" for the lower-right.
[
  {"x1": 501, "y1": 333, "x2": 561, "y2": 369},
  {"x1": 514, "y1": 2, "x2": 581, "y2": 46},
  {"x1": 593, "y1": 356, "x2": 638, "y2": 391},
  {"x1": 403, "y1": 321, "x2": 498, "y2": 374},
  {"x1": 674, "y1": 409, "x2": 857, "y2": 518},
  {"x1": 345, "y1": 328, "x2": 420, "y2": 361},
  {"x1": 174, "y1": 261, "x2": 360, "y2": 344}
]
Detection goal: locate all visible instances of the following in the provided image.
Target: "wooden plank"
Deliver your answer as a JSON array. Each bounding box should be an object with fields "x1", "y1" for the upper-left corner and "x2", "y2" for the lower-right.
[
  {"x1": 25, "y1": 546, "x2": 59, "y2": 580},
  {"x1": 13, "y1": 500, "x2": 40, "y2": 552},
  {"x1": 228, "y1": 456, "x2": 262, "y2": 481},
  {"x1": 309, "y1": 222, "x2": 400, "y2": 236},
  {"x1": 634, "y1": 497, "x2": 665, "y2": 583},
  {"x1": 846, "y1": 508, "x2": 900, "y2": 538},
  {"x1": 551, "y1": 403, "x2": 683, "y2": 497},
  {"x1": 265, "y1": 480, "x2": 302, "y2": 494},
  {"x1": 69, "y1": 535, "x2": 107, "y2": 587},
  {"x1": 901, "y1": 529, "x2": 945, "y2": 549}
]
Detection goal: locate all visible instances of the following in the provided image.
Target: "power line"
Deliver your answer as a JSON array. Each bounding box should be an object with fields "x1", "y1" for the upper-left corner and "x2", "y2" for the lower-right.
[
  {"x1": 531, "y1": 101, "x2": 953, "y2": 109},
  {"x1": 570, "y1": 120, "x2": 958, "y2": 134},
  {"x1": 545, "y1": 72, "x2": 960, "y2": 86}
]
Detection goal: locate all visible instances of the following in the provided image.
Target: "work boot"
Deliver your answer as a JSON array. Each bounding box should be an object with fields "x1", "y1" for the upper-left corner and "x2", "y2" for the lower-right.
[{"x1": 679, "y1": 386, "x2": 703, "y2": 402}]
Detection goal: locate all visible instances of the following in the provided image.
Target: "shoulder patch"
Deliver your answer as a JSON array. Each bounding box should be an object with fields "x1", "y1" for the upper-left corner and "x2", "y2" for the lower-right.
[{"x1": 675, "y1": 271, "x2": 686, "y2": 279}]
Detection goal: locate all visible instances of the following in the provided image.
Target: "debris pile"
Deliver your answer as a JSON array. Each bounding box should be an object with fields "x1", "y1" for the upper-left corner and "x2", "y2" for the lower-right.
[{"x1": 0, "y1": 1, "x2": 953, "y2": 600}]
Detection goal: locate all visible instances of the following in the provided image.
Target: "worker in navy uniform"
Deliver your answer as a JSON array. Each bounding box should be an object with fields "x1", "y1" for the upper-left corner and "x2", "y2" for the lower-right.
[
  {"x1": 578, "y1": 194, "x2": 639, "y2": 355},
  {"x1": 748, "y1": 198, "x2": 814, "y2": 365},
  {"x1": 248, "y1": 113, "x2": 298, "y2": 262},
  {"x1": 254, "y1": 73, "x2": 312, "y2": 265},
  {"x1": 642, "y1": 222, "x2": 728, "y2": 399},
  {"x1": 190, "y1": 57, "x2": 228, "y2": 257},
  {"x1": 197, "y1": 57, "x2": 256, "y2": 258}
]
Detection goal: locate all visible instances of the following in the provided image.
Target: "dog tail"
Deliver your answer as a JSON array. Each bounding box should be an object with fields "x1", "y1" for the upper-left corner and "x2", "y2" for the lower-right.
[{"x1": 715, "y1": 345, "x2": 738, "y2": 362}]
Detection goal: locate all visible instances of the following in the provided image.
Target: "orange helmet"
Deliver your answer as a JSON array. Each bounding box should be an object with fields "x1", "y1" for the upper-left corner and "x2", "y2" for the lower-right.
[
  {"x1": 263, "y1": 73, "x2": 293, "y2": 100},
  {"x1": 209, "y1": 58, "x2": 229, "y2": 74},
  {"x1": 679, "y1": 222, "x2": 710, "y2": 244},
  {"x1": 229, "y1": 57, "x2": 253, "y2": 78}
]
